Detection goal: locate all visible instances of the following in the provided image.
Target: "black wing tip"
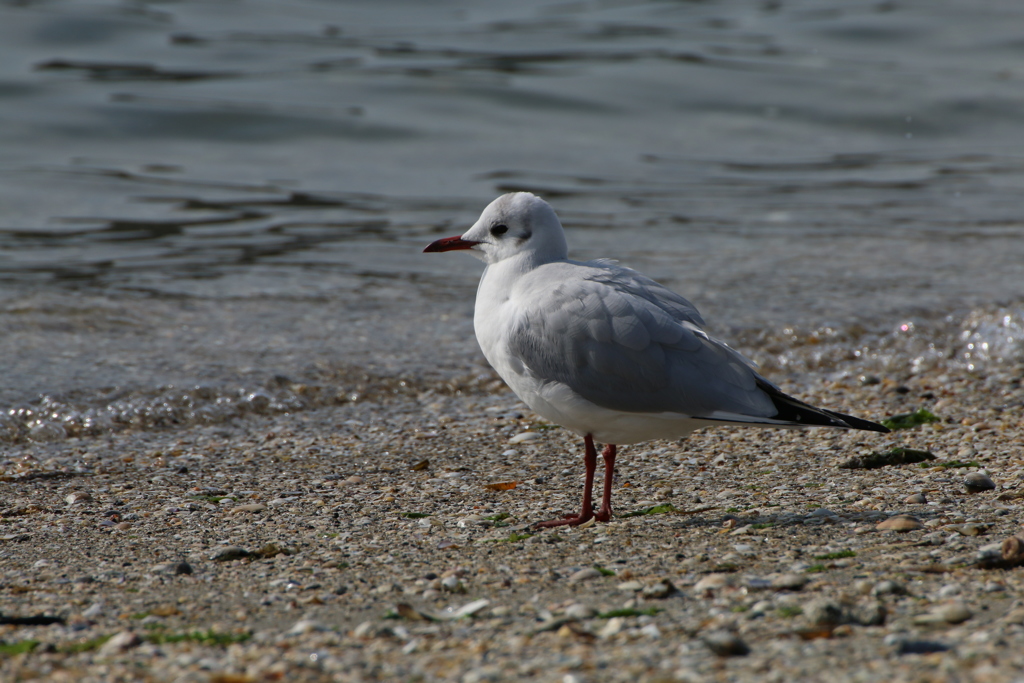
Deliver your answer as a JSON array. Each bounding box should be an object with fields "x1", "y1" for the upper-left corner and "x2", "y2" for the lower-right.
[
  {"x1": 823, "y1": 409, "x2": 891, "y2": 434},
  {"x1": 757, "y1": 378, "x2": 889, "y2": 433}
]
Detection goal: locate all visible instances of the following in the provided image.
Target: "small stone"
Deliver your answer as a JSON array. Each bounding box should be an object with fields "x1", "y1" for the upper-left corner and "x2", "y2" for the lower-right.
[
  {"x1": 441, "y1": 576, "x2": 464, "y2": 592},
  {"x1": 896, "y1": 639, "x2": 949, "y2": 655},
  {"x1": 456, "y1": 515, "x2": 488, "y2": 528},
  {"x1": 805, "y1": 598, "x2": 844, "y2": 627},
  {"x1": 641, "y1": 579, "x2": 676, "y2": 599},
  {"x1": 913, "y1": 601, "x2": 972, "y2": 626},
  {"x1": 352, "y1": 621, "x2": 375, "y2": 638},
  {"x1": 702, "y1": 630, "x2": 750, "y2": 656},
  {"x1": 851, "y1": 602, "x2": 887, "y2": 626},
  {"x1": 877, "y1": 515, "x2": 923, "y2": 532},
  {"x1": 568, "y1": 567, "x2": 603, "y2": 584},
  {"x1": 770, "y1": 573, "x2": 808, "y2": 591},
  {"x1": 639, "y1": 623, "x2": 662, "y2": 638},
  {"x1": 693, "y1": 573, "x2": 732, "y2": 593},
  {"x1": 82, "y1": 602, "x2": 104, "y2": 619},
  {"x1": 976, "y1": 541, "x2": 1005, "y2": 567},
  {"x1": 1, "y1": 533, "x2": 30, "y2": 542},
  {"x1": 872, "y1": 580, "x2": 906, "y2": 597},
  {"x1": 508, "y1": 432, "x2": 542, "y2": 444},
  {"x1": 950, "y1": 523, "x2": 988, "y2": 537},
  {"x1": 565, "y1": 604, "x2": 596, "y2": 619},
  {"x1": 904, "y1": 493, "x2": 927, "y2": 504},
  {"x1": 617, "y1": 580, "x2": 643, "y2": 592},
  {"x1": 65, "y1": 491, "x2": 93, "y2": 505},
  {"x1": 462, "y1": 668, "x2": 501, "y2": 683},
  {"x1": 232, "y1": 503, "x2": 267, "y2": 514},
  {"x1": 98, "y1": 631, "x2": 141, "y2": 656},
  {"x1": 211, "y1": 546, "x2": 252, "y2": 562},
  {"x1": 599, "y1": 617, "x2": 625, "y2": 638},
  {"x1": 286, "y1": 619, "x2": 328, "y2": 635},
  {"x1": 965, "y1": 473, "x2": 996, "y2": 493},
  {"x1": 152, "y1": 561, "x2": 193, "y2": 575},
  {"x1": 1003, "y1": 536, "x2": 1024, "y2": 564}
]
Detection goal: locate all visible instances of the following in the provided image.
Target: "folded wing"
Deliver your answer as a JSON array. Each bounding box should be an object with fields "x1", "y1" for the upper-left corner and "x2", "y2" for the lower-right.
[{"x1": 507, "y1": 262, "x2": 778, "y2": 419}]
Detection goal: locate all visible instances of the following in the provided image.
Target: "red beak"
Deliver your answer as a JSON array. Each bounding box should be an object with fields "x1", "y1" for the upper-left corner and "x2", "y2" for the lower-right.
[{"x1": 423, "y1": 235, "x2": 480, "y2": 253}]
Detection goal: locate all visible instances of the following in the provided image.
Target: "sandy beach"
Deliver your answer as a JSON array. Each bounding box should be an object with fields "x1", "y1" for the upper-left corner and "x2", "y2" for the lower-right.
[{"x1": 2, "y1": 361, "x2": 1023, "y2": 682}]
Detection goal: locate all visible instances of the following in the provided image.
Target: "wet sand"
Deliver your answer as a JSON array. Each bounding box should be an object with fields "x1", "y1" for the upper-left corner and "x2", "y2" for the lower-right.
[{"x1": 2, "y1": 362, "x2": 1023, "y2": 682}]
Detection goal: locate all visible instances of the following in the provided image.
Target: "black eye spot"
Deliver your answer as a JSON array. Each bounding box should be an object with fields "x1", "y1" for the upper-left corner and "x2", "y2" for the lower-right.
[{"x1": 490, "y1": 224, "x2": 508, "y2": 237}]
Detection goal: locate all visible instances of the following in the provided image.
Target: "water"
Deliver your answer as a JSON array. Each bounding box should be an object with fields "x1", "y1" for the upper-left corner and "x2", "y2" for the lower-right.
[{"x1": 2, "y1": 0, "x2": 1023, "y2": 442}]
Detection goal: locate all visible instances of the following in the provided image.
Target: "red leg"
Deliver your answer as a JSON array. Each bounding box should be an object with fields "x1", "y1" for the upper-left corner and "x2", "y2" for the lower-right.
[
  {"x1": 594, "y1": 444, "x2": 617, "y2": 522},
  {"x1": 534, "y1": 435, "x2": 598, "y2": 529}
]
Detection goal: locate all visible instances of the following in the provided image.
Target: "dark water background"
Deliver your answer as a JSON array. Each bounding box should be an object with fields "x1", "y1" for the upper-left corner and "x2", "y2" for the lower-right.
[{"x1": 1, "y1": 0, "x2": 1023, "y2": 441}]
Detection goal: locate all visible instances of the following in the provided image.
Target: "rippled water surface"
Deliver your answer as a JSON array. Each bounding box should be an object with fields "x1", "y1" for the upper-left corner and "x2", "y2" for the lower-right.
[{"x1": 1, "y1": 0, "x2": 1023, "y2": 438}]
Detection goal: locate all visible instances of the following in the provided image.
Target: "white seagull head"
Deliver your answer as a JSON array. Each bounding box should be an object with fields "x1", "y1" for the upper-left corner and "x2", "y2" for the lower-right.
[{"x1": 424, "y1": 192, "x2": 568, "y2": 265}]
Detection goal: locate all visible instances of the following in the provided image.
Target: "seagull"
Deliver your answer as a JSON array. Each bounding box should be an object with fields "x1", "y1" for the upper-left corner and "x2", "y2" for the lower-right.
[{"x1": 424, "y1": 193, "x2": 888, "y2": 528}]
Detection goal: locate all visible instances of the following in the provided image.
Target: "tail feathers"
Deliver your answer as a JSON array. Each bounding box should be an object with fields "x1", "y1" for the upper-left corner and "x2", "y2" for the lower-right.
[{"x1": 757, "y1": 379, "x2": 890, "y2": 434}]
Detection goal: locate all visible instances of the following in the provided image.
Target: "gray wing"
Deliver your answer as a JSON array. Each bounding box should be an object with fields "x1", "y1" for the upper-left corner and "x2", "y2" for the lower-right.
[{"x1": 507, "y1": 262, "x2": 777, "y2": 418}]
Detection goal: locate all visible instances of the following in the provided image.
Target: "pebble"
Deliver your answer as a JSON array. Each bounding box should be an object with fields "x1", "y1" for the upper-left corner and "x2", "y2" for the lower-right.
[
  {"x1": 568, "y1": 567, "x2": 603, "y2": 584},
  {"x1": 1003, "y1": 536, "x2": 1024, "y2": 564},
  {"x1": 508, "y1": 432, "x2": 542, "y2": 443},
  {"x1": 352, "y1": 621, "x2": 376, "y2": 638},
  {"x1": 702, "y1": 630, "x2": 750, "y2": 656},
  {"x1": 894, "y1": 639, "x2": 950, "y2": 655},
  {"x1": 287, "y1": 619, "x2": 328, "y2": 635},
  {"x1": 872, "y1": 580, "x2": 906, "y2": 597},
  {"x1": 232, "y1": 503, "x2": 267, "y2": 514},
  {"x1": 565, "y1": 604, "x2": 596, "y2": 619},
  {"x1": 770, "y1": 573, "x2": 808, "y2": 591},
  {"x1": 599, "y1": 617, "x2": 625, "y2": 638},
  {"x1": 877, "y1": 515, "x2": 923, "y2": 532},
  {"x1": 976, "y1": 542, "x2": 1005, "y2": 566},
  {"x1": 82, "y1": 602, "x2": 104, "y2": 619},
  {"x1": 152, "y1": 561, "x2": 193, "y2": 575},
  {"x1": 641, "y1": 579, "x2": 676, "y2": 599},
  {"x1": 617, "y1": 580, "x2": 643, "y2": 592},
  {"x1": 441, "y1": 576, "x2": 463, "y2": 592},
  {"x1": 211, "y1": 546, "x2": 252, "y2": 562},
  {"x1": 965, "y1": 473, "x2": 996, "y2": 493},
  {"x1": 639, "y1": 623, "x2": 662, "y2": 638},
  {"x1": 851, "y1": 602, "x2": 887, "y2": 627},
  {"x1": 693, "y1": 573, "x2": 732, "y2": 592},
  {"x1": 904, "y1": 493, "x2": 927, "y2": 504},
  {"x1": 805, "y1": 598, "x2": 844, "y2": 626},
  {"x1": 913, "y1": 601, "x2": 973, "y2": 625},
  {"x1": 65, "y1": 491, "x2": 93, "y2": 505},
  {"x1": 98, "y1": 631, "x2": 142, "y2": 656},
  {"x1": 457, "y1": 515, "x2": 488, "y2": 528}
]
